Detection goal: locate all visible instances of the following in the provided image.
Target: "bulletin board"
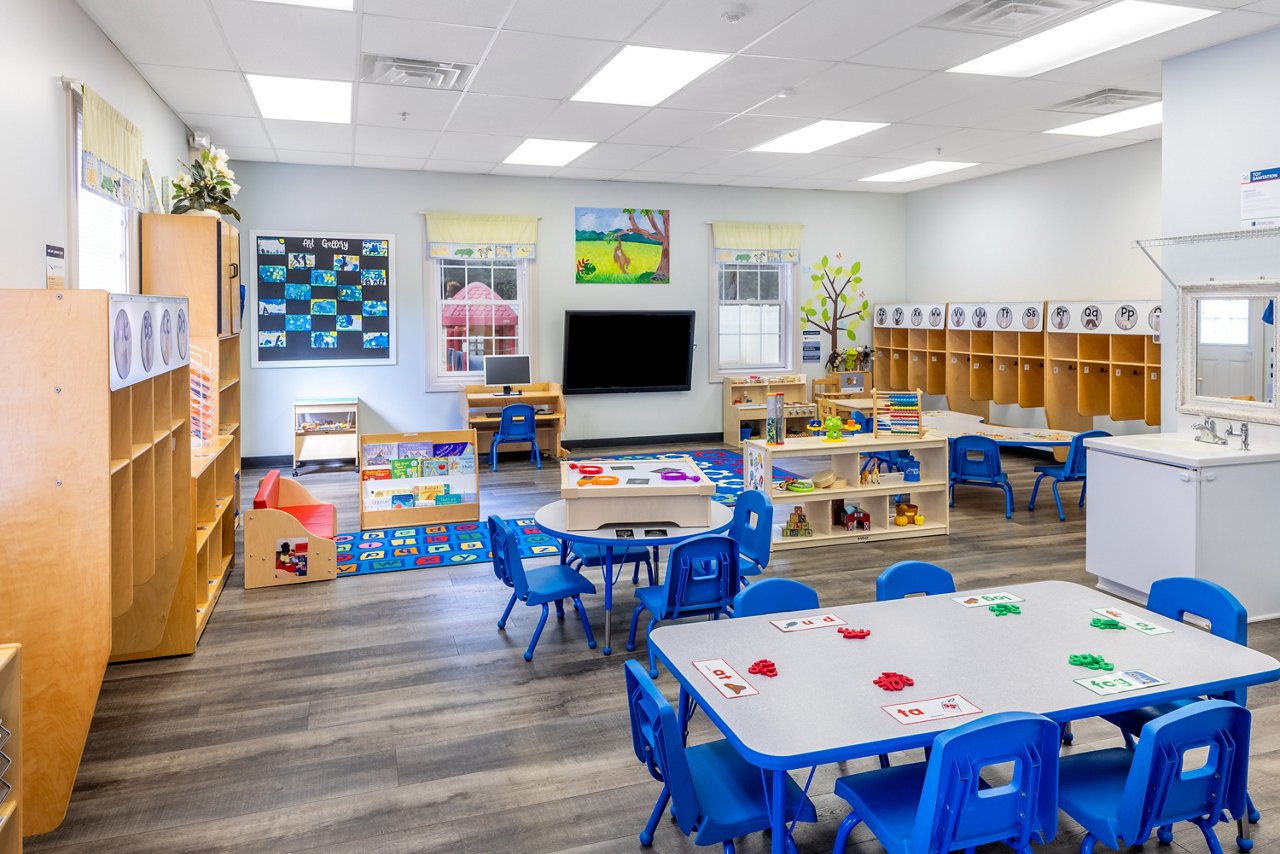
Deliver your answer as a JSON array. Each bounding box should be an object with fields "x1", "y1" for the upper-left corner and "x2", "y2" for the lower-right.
[{"x1": 251, "y1": 230, "x2": 396, "y2": 368}]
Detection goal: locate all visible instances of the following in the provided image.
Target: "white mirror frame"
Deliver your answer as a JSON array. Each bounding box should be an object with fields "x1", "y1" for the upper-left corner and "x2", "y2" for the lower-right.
[{"x1": 1178, "y1": 279, "x2": 1280, "y2": 425}]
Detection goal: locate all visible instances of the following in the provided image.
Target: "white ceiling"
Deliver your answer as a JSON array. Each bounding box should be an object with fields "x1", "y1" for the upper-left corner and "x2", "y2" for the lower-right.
[{"x1": 76, "y1": 0, "x2": 1280, "y2": 192}]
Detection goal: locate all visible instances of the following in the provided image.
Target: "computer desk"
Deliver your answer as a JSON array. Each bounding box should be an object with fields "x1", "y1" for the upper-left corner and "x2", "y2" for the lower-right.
[{"x1": 459, "y1": 381, "x2": 567, "y2": 460}]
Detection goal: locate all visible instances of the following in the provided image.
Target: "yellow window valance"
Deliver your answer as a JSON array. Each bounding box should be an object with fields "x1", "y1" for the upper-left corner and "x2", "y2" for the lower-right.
[
  {"x1": 425, "y1": 212, "x2": 538, "y2": 259},
  {"x1": 710, "y1": 221, "x2": 801, "y2": 263},
  {"x1": 80, "y1": 85, "x2": 145, "y2": 209}
]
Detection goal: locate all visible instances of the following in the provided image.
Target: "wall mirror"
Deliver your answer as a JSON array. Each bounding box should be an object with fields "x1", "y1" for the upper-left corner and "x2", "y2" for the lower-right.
[{"x1": 1178, "y1": 280, "x2": 1280, "y2": 424}]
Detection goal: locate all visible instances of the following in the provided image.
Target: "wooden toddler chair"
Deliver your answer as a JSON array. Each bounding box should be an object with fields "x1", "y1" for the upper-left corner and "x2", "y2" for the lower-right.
[{"x1": 245, "y1": 470, "x2": 338, "y2": 589}]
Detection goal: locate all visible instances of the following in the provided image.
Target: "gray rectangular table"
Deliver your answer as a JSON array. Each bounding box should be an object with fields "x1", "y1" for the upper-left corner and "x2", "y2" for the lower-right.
[{"x1": 650, "y1": 580, "x2": 1280, "y2": 854}]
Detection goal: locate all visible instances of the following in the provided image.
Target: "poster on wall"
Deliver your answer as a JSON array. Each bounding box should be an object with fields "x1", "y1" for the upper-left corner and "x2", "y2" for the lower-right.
[
  {"x1": 1241, "y1": 167, "x2": 1280, "y2": 228},
  {"x1": 575, "y1": 207, "x2": 670, "y2": 284},
  {"x1": 250, "y1": 230, "x2": 396, "y2": 368}
]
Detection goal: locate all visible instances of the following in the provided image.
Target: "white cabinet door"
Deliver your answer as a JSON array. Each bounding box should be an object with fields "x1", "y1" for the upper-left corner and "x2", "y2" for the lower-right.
[
  {"x1": 1198, "y1": 462, "x2": 1280, "y2": 621},
  {"x1": 1086, "y1": 451, "x2": 1199, "y2": 595}
]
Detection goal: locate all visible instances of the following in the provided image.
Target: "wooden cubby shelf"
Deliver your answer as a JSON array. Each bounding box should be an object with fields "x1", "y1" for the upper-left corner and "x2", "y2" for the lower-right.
[
  {"x1": 721, "y1": 376, "x2": 813, "y2": 444},
  {"x1": 872, "y1": 304, "x2": 946, "y2": 392}
]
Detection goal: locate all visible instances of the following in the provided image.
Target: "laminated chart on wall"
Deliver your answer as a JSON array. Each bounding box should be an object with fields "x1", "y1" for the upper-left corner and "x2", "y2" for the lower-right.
[{"x1": 251, "y1": 231, "x2": 395, "y2": 367}]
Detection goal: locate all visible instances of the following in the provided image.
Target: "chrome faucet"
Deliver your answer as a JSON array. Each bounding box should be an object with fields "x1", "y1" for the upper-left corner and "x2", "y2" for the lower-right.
[
  {"x1": 1226, "y1": 421, "x2": 1250, "y2": 451},
  {"x1": 1191, "y1": 417, "x2": 1228, "y2": 445}
]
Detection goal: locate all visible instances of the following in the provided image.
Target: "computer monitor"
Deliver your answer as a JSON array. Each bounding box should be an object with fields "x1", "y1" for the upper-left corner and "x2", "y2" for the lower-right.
[{"x1": 483, "y1": 354, "x2": 531, "y2": 396}]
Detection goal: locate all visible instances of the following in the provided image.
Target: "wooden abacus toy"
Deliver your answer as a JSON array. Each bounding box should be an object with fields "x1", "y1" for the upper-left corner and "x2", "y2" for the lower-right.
[{"x1": 872, "y1": 388, "x2": 924, "y2": 438}]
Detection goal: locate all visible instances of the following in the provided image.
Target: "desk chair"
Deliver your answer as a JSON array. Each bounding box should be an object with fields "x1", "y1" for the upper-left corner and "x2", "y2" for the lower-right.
[
  {"x1": 1028, "y1": 430, "x2": 1109, "y2": 521},
  {"x1": 1059, "y1": 700, "x2": 1250, "y2": 854},
  {"x1": 1100, "y1": 576, "x2": 1259, "y2": 848},
  {"x1": 728, "y1": 489, "x2": 773, "y2": 584},
  {"x1": 625, "y1": 660, "x2": 816, "y2": 853},
  {"x1": 627, "y1": 536, "x2": 740, "y2": 678},
  {"x1": 832, "y1": 712, "x2": 1060, "y2": 854},
  {"x1": 490, "y1": 515, "x2": 596, "y2": 661},
  {"x1": 489, "y1": 403, "x2": 541, "y2": 471},
  {"x1": 732, "y1": 578, "x2": 819, "y2": 618},
  {"x1": 949, "y1": 434, "x2": 1014, "y2": 519}
]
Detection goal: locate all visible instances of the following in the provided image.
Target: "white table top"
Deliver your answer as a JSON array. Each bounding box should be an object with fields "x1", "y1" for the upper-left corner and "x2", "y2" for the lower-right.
[
  {"x1": 828, "y1": 406, "x2": 1078, "y2": 446},
  {"x1": 534, "y1": 499, "x2": 733, "y2": 547},
  {"x1": 650, "y1": 580, "x2": 1280, "y2": 769}
]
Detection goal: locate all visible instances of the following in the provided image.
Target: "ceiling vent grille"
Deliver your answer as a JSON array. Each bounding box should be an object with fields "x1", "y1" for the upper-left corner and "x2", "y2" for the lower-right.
[
  {"x1": 361, "y1": 55, "x2": 475, "y2": 90},
  {"x1": 925, "y1": 0, "x2": 1102, "y2": 37},
  {"x1": 1048, "y1": 88, "x2": 1162, "y2": 114}
]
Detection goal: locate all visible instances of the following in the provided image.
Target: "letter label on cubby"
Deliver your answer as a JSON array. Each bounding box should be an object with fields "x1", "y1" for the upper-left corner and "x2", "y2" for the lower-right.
[
  {"x1": 911, "y1": 307, "x2": 923, "y2": 326},
  {"x1": 1115, "y1": 304, "x2": 1137, "y2": 330},
  {"x1": 930, "y1": 306, "x2": 944, "y2": 327}
]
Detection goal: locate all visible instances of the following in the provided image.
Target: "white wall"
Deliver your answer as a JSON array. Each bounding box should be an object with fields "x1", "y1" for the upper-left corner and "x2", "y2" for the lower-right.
[
  {"x1": 233, "y1": 163, "x2": 906, "y2": 458},
  {"x1": 1162, "y1": 25, "x2": 1280, "y2": 436},
  {"x1": 0, "y1": 0, "x2": 189, "y2": 288}
]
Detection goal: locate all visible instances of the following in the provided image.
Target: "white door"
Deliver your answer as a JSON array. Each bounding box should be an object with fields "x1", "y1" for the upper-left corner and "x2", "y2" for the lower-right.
[{"x1": 1196, "y1": 298, "x2": 1267, "y2": 400}]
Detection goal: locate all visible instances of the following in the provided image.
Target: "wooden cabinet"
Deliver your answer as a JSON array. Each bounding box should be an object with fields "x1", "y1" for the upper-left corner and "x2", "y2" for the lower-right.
[
  {"x1": 0, "y1": 645, "x2": 21, "y2": 854},
  {"x1": 140, "y1": 215, "x2": 240, "y2": 337},
  {"x1": 461, "y1": 382, "x2": 565, "y2": 459},
  {"x1": 943, "y1": 302, "x2": 1045, "y2": 418},
  {"x1": 293, "y1": 397, "x2": 360, "y2": 474},
  {"x1": 722, "y1": 376, "x2": 813, "y2": 444},
  {"x1": 0, "y1": 291, "x2": 192, "y2": 834}
]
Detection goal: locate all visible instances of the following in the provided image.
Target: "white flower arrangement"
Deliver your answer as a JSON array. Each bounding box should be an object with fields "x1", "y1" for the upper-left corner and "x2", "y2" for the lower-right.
[{"x1": 171, "y1": 146, "x2": 241, "y2": 220}]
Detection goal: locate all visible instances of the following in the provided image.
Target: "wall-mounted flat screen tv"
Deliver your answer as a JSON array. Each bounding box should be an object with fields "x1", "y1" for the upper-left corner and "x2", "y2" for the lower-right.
[{"x1": 562, "y1": 311, "x2": 695, "y2": 394}]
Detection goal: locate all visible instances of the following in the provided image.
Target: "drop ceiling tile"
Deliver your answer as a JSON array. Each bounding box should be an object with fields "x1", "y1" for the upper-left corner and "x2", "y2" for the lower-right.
[
  {"x1": 356, "y1": 83, "x2": 462, "y2": 131},
  {"x1": 750, "y1": 63, "x2": 930, "y2": 119},
  {"x1": 694, "y1": 152, "x2": 796, "y2": 176},
  {"x1": 999, "y1": 137, "x2": 1144, "y2": 165},
  {"x1": 568, "y1": 143, "x2": 669, "y2": 170},
  {"x1": 748, "y1": 154, "x2": 864, "y2": 179},
  {"x1": 223, "y1": 146, "x2": 277, "y2": 162},
  {"x1": 629, "y1": 0, "x2": 813, "y2": 53},
  {"x1": 849, "y1": 27, "x2": 1013, "y2": 72},
  {"x1": 827, "y1": 157, "x2": 921, "y2": 182},
  {"x1": 446, "y1": 94, "x2": 560, "y2": 136},
  {"x1": 906, "y1": 78, "x2": 1099, "y2": 129},
  {"x1": 981, "y1": 110, "x2": 1101, "y2": 134},
  {"x1": 430, "y1": 131, "x2": 524, "y2": 162},
  {"x1": 835, "y1": 72, "x2": 1014, "y2": 124},
  {"x1": 726, "y1": 175, "x2": 792, "y2": 188},
  {"x1": 633, "y1": 147, "x2": 731, "y2": 173},
  {"x1": 504, "y1": 0, "x2": 664, "y2": 40},
  {"x1": 361, "y1": 0, "x2": 510, "y2": 26},
  {"x1": 354, "y1": 154, "x2": 426, "y2": 170},
  {"x1": 179, "y1": 113, "x2": 272, "y2": 149},
  {"x1": 889, "y1": 127, "x2": 1024, "y2": 161},
  {"x1": 607, "y1": 109, "x2": 735, "y2": 146},
  {"x1": 679, "y1": 115, "x2": 811, "y2": 150},
  {"x1": 668, "y1": 174, "x2": 735, "y2": 185},
  {"x1": 787, "y1": 175, "x2": 854, "y2": 190},
  {"x1": 554, "y1": 166, "x2": 626, "y2": 181},
  {"x1": 743, "y1": 0, "x2": 960, "y2": 62},
  {"x1": 468, "y1": 31, "x2": 617, "y2": 99},
  {"x1": 532, "y1": 102, "x2": 648, "y2": 141},
  {"x1": 265, "y1": 120, "x2": 355, "y2": 153},
  {"x1": 361, "y1": 16, "x2": 495, "y2": 64},
  {"x1": 818, "y1": 123, "x2": 950, "y2": 158},
  {"x1": 275, "y1": 150, "x2": 354, "y2": 166},
  {"x1": 212, "y1": 0, "x2": 357, "y2": 78},
  {"x1": 136, "y1": 65, "x2": 257, "y2": 115},
  {"x1": 662, "y1": 56, "x2": 833, "y2": 113},
  {"x1": 77, "y1": 0, "x2": 237, "y2": 70},
  {"x1": 424, "y1": 159, "x2": 494, "y2": 174},
  {"x1": 1244, "y1": 0, "x2": 1280, "y2": 14},
  {"x1": 613, "y1": 171, "x2": 685, "y2": 183},
  {"x1": 355, "y1": 125, "x2": 439, "y2": 158},
  {"x1": 490, "y1": 164, "x2": 562, "y2": 177},
  {"x1": 955, "y1": 133, "x2": 1080, "y2": 162}
]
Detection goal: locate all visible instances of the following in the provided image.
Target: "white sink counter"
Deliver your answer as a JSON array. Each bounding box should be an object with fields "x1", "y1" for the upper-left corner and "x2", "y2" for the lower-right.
[{"x1": 1085, "y1": 433, "x2": 1280, "y2": 467}]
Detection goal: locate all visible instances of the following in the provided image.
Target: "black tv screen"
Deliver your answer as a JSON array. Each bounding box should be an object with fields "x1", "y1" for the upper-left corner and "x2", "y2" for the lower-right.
[{"x1": 563, "y1": 311, "x2": 695, "y2": 394}]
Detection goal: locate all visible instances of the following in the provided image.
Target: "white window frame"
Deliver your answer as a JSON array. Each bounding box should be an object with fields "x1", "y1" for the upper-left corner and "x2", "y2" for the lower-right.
[
  {"x1": 68, "y1": 85, "x2": 136, "y2": 294},
  {"x1": 425, "y1": 255, "x2": 534, "y2": 391},
  {"x1": 1198, "y1": 298, "x2": 1251, "y2": 346},
  {"x1": 709, "y1": 259, "x2": 794, "y2": 378}
]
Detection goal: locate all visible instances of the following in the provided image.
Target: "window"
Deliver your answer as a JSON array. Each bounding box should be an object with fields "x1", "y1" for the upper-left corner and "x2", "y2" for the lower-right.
[
  {"x1": 717, "y1": 262, "x2": 789, "y2": 370},
  {"x1": 72, "y1": 88, "x2": 131, "y2": 294},
  {"x1": 434, "y1": 257, "x2": 528, "y2": 376},
  {"x1": 1199, "y1": 299, "x2": 1250, "y2": 345}
]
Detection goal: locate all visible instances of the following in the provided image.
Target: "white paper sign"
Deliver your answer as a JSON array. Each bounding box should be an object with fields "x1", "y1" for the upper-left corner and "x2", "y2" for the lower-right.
[
  {"x1": 952, "y1": 592, "x2": 1025, "y2": 608},
  {"x1": 1090, "y1": 607, "x2": 1171, "y2": 635},
  {"x1": 1074, "y1": 670, "x2": 1168, "y2": 696},
  {"x1": 692, "y1": 658, "x2": 759, "y2": 699},
  {"x1": 1241, "y1": 167, "x2": 1280, "y2": 229},
  {"x1": 883, "y1": 694, "x2": 983, "y2": 725},
  {"x1": 769, "y1": 614, "x2": 848, "y2": 632}
]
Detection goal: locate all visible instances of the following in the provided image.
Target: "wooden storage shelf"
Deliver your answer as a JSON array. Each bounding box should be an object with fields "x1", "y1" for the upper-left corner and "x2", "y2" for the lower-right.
[
  {"x1": 1077, "y1": 362, "x2": 1111, "y2": 416},
  {"x1": 1018, "y1": 359, "x2": 1046, "y2": 409},
  {"x1": 1079, "y1": 334, "x2": 1110, "y2": 362},
  {"x1": 970, "y1": 331, "x2": 994, "y2": 355},
  {"x1": 969, "y1": 355, "x2": 994, "y2": 401},
  {"x1": 1145, "y1": 366, "x2": 1162, "y2": 426},
  {"x1": 359, "y1": 429, "x2": 480, "y2": 529},
  {"x1": 1111, "y1": 335, "x2": 1145, "y2": 364},
  {"x1": 292, "y1": 397, "x2": 359, "y2": 474},
  {"x1": 890, "y1": 328, "x2": 908, "y2": 348},
  {"x1": 992, "y1": 357, "x2": 1019, "y2": 404},
  {"x1": 907, "y1": 350, "x2": 928, "y2": 389},
  {"x1": 1047, "y1": 333, "x2": 1078, "y2": 359},
  {"x1": 720, "y1": 378, "x2": 807, "y2": 444},
  {"x1": 925, "y1": 352, "x2": 946, "y2": 394},
  {"x1": 889, "y1": 349, "x2": 908, "y2": 388},
  {"x1": 928, "y1": 330, "x2": 946, "y2": 350},
  {"x1": 0, "y1": 645, "x2": 21, "y2": 854},
  {"x1": 1110, "y1": 366, "x2": 1146, "y2": 421},
  {"x1": 993, "y1": 332, "x2": 1019, "y2": 357}
]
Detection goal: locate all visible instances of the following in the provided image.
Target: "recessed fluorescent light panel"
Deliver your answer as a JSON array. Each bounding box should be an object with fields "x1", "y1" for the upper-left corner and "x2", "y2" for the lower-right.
[
  {"x1": 504, "y1": 139, "x2": 597, "y2": 167},
  {"x1": 947, "y1": 0, "x2": 1218, "y2": 77},
  {"x1": 751, "y1": 120, "x2": 889, "y2": 154},
  {"x1": 242, "y1": 0, "x2": 354, "y2": 9},
  {"x1": 246, "y1": 74, "x2": 352, "y2": 123},
  {"x1": 1045, "y1": 101, "x2": 1163, "y2": 136},
  {"x1": 860, "y1": 161, "x2": 979, "y2": 183},
  {"x1": 572, "y1": 45, "x2": 728, "y2": 107}
]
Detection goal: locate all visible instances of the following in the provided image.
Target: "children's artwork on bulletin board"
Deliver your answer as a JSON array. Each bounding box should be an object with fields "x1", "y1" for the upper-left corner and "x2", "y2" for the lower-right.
[
  {"x1": 250, "y1": 230, "x2": 396, "y2": 367},
  {"x1": 575, "y1": 207, "x2": 670, "y2": 284}
]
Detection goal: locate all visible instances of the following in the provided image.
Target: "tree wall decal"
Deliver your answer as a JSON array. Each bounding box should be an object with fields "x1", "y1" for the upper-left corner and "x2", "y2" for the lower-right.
[{"x1": 801, "y1": 253, "x2": 870, "y2": 354}]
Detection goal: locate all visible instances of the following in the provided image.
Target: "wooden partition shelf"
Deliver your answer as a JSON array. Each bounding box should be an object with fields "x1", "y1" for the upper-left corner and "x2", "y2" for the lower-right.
[
  {"x1": 0, "y1": 645, "x2": 21, "y2": 854},
  {"x1": 721, "y1": 376, "x2": 812, "y2": 444},
  {"x1": 0, "y1": 291, "x2": 192, "y2": 835},
  {"x1": 461, "y1": 382, "x2": 565, "y2": 460},
  {"x1": 360, "y1": 429, "x2": 480, "y2": 529}
]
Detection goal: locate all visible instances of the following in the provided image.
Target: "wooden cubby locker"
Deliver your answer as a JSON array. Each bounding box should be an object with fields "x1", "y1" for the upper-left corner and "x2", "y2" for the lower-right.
[
  {"x1": 944, "y1": 302, "x2": 1046, "y2": 419},
  {"x1": 0, "y1": 291, "x2": 192, "y2": 835},
  {"x1": 0, "y1": 644, "x2": 21, "y2": 854},
  {"x1": 871, "y1": 303, "x2": 946, "y2": 393},
  {"x1": 139, "y1": 213, "x2": 243, "y2": 658},
  {"x1": 1044, "y1": 300, "x2": 1162, "y2": 435}
]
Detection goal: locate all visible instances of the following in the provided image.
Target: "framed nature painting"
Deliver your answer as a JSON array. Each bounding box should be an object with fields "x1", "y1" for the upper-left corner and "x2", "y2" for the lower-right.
[{"x1": 574, "y1": 207, "x2": 670, "y2": 284}]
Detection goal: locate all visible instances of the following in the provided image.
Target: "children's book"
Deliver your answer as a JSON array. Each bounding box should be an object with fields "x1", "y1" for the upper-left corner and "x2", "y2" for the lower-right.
[
  {"x1": 397, "y1": 441, "x2": 434, "y2": 460},
  {"x1": 420, "y1": 458, "x2": 449, "y2": 477},
  {"x1": 363, "y1": 443, "x2": 396, "y2": 467},
  {"x1": 449, "y1": 453, "x2": 476, "y2": 475},
  {"x1": 361, "y1": 467, "x2": 392, "y2": 481},
  {"x1": 390, "y1": 458, "x2": 419, "y2": 479},
  {"x1": 432, "y1": 442, "x2": 471, "y2": 457},
  {"x1": 391, "y1": 493, "x2": 416, "y2": 509}
]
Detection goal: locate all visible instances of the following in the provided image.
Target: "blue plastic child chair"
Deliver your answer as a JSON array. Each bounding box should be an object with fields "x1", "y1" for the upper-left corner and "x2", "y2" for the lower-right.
[
  {"x1": 832, "y1": 711, "x2": 1060, "y2": 854},
  {"x1": 567, "y1": 542, "x2": 655, "y2": 586},
  {"x1": 731, "y1": 578, "x2": 819, "y2": 618},
  {"x1": 624, "y1": 660, "x2": 816, "y2": 852},
  {"x1": 1028, "y1": 430, "x2": 1110, "y2": 521},
  {"x1": 1100, "y1": 576, "x2": 1259, "y2": 847},
  {"x1": 490, "y1": 515, "x2": 596, "y2": 661},
  {"x1": 949, "y1": 434, "x2": 1014, "y2": 519},
  {"x1": 1059, "y1": 699, "x2": 1251, "y2": 854},
  {"x1": 728, "y1": 489, "x2": 773, "y2": 584},
  {"x1": 489, "y1": 403, "x2": 541, "y2": 471},
  {"x1": 627, "y1": 535, "x2": 740, "y2": 677},
  {"x1": 875, "y1": 560, "x2": 956, "y2": 601}
]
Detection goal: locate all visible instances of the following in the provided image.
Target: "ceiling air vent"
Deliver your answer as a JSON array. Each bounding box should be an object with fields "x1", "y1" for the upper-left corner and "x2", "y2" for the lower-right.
[
  {"x1": 1048, "y1": 88, "x2": 1162, "y2": 114},
  {"x1": 925, "y1": 0, "x2": 1102, "y2": 37},
  {"x1": 360, "y1": 55, "x2": 475, "y2": 90}
]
